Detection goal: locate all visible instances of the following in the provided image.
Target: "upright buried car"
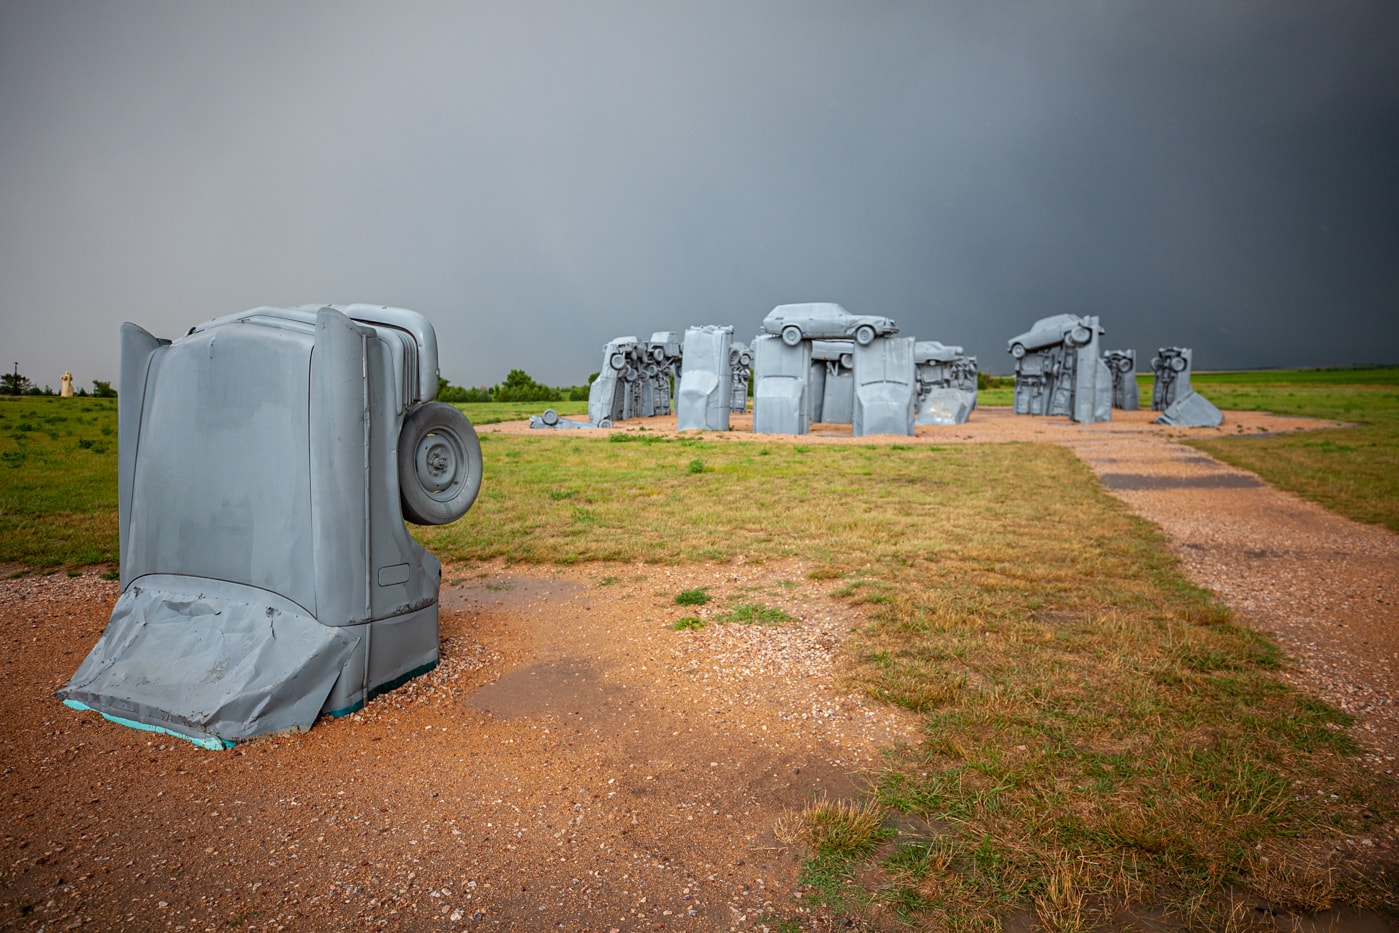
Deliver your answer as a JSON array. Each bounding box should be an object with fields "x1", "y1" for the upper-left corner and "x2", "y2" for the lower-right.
[
  {"x1": 58, "y1": 305, "x2": 481, "y2": 747},
  {"x1": 761, "y1": 302, "x2": 898, "y2": 347}
]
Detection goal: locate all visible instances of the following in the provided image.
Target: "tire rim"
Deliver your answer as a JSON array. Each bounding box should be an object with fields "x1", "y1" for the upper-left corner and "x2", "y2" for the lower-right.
[{"x1": 415, "y1": 428, "x2": 466, "y2": 499}]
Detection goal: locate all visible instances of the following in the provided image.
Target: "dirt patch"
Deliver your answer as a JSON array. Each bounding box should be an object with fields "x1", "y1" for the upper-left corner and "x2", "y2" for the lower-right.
[{"x1": 0, "y1": 561, "x2": 915, "y2": 932}]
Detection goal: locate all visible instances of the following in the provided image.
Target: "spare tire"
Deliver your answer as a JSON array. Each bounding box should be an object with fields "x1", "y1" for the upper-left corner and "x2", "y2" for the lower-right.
[{"x1": 398, "y1": 402, "x2": 483, "y2": 526}]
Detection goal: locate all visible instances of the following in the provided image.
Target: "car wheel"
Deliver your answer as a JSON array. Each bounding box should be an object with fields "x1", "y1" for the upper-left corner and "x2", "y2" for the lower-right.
[
  {"x1": 854, "y1": 324, "x2": 875, "y2": 346},
  {"x1": 1011, "y1": 342, "x2": 1026, "y2": 359},
  {"x1": 398, "y1": 402, "x2": 482, "y2": 526},
  {"x1": 1116, "y1": 357, "x2": 1134, "y2": 373},
  {"x1": 1070, "y1": 325, "x2": 1092, "y2": 346},
  {"x1": 597, "y1": 418, "x2": 613, "y2": 428},
  {"x1": 839, "y1": 352, "x2": 854, "y2": 370},
  {"x1": 541, "y1": 408, "x2": 560, "y2": 426},
  {"x1": 781, "y1": 325, "x2": 802, "y2": 347},
  {"x1": 1170, "y1": 356, "x2": 1187, "y2": 372},
  {"x1": 739, "y1": 351, "x2": 753, "y2": 367},
  {"x1": 609, "y1": 351, "x2": 627, "y2": 371},
  {"x1": 651, "y1": 347, "x2": 666, "y2": 363}
]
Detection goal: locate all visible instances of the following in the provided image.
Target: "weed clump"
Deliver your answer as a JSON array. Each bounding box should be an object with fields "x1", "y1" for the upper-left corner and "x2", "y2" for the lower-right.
[
  {"x1": 715, "y1": 602, "x2": 792, "y2": 625},
  {"x1": 675, "y1": 588, "x2": 710, "y2": 606}
]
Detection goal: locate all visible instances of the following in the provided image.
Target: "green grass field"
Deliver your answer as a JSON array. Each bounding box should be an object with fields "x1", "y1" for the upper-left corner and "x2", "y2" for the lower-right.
[
  {"x1": 0, "y1": 369, "x2": 1395, "y2": 927},
  {"x1": 1186, "y1": 367, "x2": 1399, "y2": 532}
]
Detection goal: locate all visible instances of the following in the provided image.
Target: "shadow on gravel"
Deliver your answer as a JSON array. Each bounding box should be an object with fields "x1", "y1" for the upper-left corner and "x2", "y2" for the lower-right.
[{"x1": 1100, "y1": 473, "x2": 1265, "y2": 490}]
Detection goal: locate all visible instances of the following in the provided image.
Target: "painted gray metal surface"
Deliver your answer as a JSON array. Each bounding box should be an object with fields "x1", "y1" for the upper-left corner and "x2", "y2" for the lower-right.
[
  {"x1": 728, "y1": 342, "x2": 753, "y2": 413},
  {"x1": 761, "y1": 302, "x2": 897, "y2": 346},
  {"x1": 1151, "y1": 347, "x2": 1223, "y2": 426},
  {"x1": 752, "y1": 334, "x2": 811, "y2": 435},
  {"x1": 59, "y1": 305, "x2": 478, "y2": 747},
  {"x1": 529, "y1": 409, "x2": 596, "y2": 429},
  {"x1": 810, "y1": 340, "x2": 855, "y2": 424},
  {"x1": 914, "y1": 340, "x2": 978, "y2": 425},
  {"x1": 1008, "y1": 314, "x2": 1110, "y2": 423},
  {"x1": 1102, "y1": 349, "x2": 1140, "y2": 410},
  {"x1": 1155, "y1": 391, "x2": 1224, "y2": 427},
  {"x1": 917, "y1": 387, "x2": 974, "y2": 426},
  {"x1": 1151, "y1": 346, "x2": 1194, "y2": 410},
  {"x1": 588, "y1": 336, "x2": 635, "y2": 425},
  {"x1": 588, "y1": 333, "x2": 682, "y2": 424},
  {"x1": 676, "y1": 325, "x2": 733, "y2": 431},
  {"x1": 853, "y1": 336, "x2": 917, "y2": 436}
]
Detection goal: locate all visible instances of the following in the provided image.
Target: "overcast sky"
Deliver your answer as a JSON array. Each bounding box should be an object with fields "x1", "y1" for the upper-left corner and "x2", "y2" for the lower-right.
[{"x1": 3, "y1": 1, "x2": 1397, "y2": 390}]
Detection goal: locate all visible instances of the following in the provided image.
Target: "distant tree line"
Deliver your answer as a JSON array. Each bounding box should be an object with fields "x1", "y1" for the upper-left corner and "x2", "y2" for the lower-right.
[
  {"x1": 1, "y1": 369, "x2": 115, "y2": 397},
  {"x1": 437, "y1": 370, "x2": 591, "y2": 404}
]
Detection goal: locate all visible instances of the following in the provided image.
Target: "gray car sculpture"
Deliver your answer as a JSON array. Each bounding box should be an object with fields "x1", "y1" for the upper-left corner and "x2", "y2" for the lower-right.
[
  {"x1": 1008, "y1": 314, "x2": 1111, "y2": 423},
  {"x1": 728, "y1": 342, "x2": 753, "y2": 413},
  {"x1": 676, "y1": 325, "x2": 734, "y2": 431},
  {"x1": 914, "y1": 340, "x2": 978, "y2": 426},
  {"x1": 808, "y1": 340, "x2": 856, "y2": 424},
  {"x1": 761, "y1": 302, "x2": 897, "y2": 347},
  {"x1": 1151, "y1": 347, "x2": 1223, "y2": 427},
  {"x1": 852, "y1": 336, "x2": 918, "y2": 436},
  {"x1": 753, "y1": 333, "x2": 812, "y2": 434},
  {"x1": 587, "y1": 332, "x2": 682, "y2": 426},
  {"x1": 1102, "y1": 349, "x2": 1140, "y2": 410},
  {"x1": 58, "y1": 305, "x2": 481, "y2": 748},
  {"x1": 529, "y1": 408, "x2": 595, "y2": 429}
]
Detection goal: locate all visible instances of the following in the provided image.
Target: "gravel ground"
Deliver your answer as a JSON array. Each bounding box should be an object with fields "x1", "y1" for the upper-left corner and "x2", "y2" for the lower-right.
[{"x1": 2, "y1": 405, "x2": 1395, "y2": 932}]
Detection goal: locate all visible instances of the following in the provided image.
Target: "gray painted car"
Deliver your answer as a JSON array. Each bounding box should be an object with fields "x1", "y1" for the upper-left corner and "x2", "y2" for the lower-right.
[
  {"x1": 1006, "y1": 313, "x2": 1097, "y2": 359},
  {"x1": 761, "y1": 302, "x2": 897, "y2": 347}
]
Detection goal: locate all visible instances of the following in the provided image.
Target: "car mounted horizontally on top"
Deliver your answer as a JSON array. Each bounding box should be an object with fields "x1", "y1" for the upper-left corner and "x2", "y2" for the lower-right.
[{"x1": 760, "y1": 302, "x2": 898, "y2": 347}]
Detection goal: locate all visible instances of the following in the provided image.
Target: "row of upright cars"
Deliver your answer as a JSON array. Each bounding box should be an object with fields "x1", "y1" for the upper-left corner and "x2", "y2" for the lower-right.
[{"x1": 580, "y1": 303, "x2": 979, "y2": 435}]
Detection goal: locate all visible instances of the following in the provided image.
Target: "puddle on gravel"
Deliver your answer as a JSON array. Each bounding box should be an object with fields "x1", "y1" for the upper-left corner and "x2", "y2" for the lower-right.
[
  {"x1": 468, "y1": 656, "x2": 623, "y2": 720},
  {"x1": 440, "y1": 575, "x2": 585, "y2": 611},
  {"x1": 1100, "y1": 473, "x2": 1264, "y2": 490}
]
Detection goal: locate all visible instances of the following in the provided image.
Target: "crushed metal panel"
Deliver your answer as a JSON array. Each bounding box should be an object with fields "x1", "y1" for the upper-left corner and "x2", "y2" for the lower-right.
[
  {"x1": 916, "y1": 387, "x2": 974, "y2": 426},
  {"x1": 914, "y1": 340, "x2": 978, "y2": 425},
  {"x1": 1155, "y1": 388, "x2": 1225, "y2": 427},
  {"x1": 60, "y1": 578, "x2": 357, "y2": 747}
]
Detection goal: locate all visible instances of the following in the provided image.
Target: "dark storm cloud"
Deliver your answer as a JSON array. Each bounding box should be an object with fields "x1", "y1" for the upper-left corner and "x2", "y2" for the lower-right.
[{"x1": 2, "y1": 0, "x2": 1397, "y2": 389}]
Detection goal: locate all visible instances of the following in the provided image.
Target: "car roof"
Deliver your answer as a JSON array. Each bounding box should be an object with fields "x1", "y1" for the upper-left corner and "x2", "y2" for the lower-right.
[{"x1": 768, "y1": 302, "x2": 849, "y2": 318}]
